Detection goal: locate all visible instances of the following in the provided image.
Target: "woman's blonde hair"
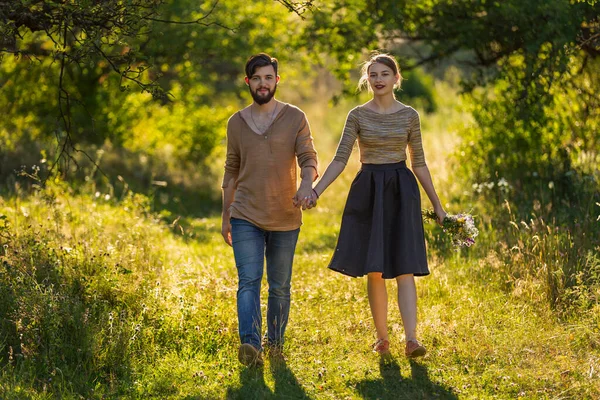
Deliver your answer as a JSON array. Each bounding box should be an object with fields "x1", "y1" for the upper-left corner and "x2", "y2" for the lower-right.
[{"x1": 357, "y1": 52, "x2": 402, "y2": 93}]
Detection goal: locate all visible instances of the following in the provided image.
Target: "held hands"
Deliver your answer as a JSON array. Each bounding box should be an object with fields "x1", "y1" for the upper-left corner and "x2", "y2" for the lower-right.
[{"x1": 293, "y1": 183, "x2": 319, "y2": 210}]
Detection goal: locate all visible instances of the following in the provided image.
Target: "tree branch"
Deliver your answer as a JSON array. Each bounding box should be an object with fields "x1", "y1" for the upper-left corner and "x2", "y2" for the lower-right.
[
  {"x1": 142, "y1": 1, "x2": 235, "y2": 32},
  {"x1": 275, "y1": 0, "x2": 314, "y2": 18}
]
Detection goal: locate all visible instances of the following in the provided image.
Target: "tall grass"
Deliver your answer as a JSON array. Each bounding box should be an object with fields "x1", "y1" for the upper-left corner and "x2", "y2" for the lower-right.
[
  {"x1": 0, "y1": 77, "x2": 597, "y2": 399},
  {"x1": 0, "y1": 185, "x2": 238, "y2": 397},
  {"x1": 2, "y1": 180, "x2": 598, "y2": 399},
  {"x1": 453, "y1": 156, "x2": 600, "y2": 325}
]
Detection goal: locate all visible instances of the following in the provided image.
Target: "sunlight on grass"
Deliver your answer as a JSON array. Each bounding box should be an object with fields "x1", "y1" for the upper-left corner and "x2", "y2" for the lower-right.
[{"x1": 0, "y1": 87, "x2": 598, "y2": 399}]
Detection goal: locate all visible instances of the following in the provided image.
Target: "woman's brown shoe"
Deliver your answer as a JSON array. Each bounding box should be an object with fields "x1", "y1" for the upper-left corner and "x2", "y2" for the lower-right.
[
  {"x1": 405, "y1": 339, "x2": 426, "y2": 358},
  {"x1": 372, "y1": 338, "x2": 390, "y2": 355}
]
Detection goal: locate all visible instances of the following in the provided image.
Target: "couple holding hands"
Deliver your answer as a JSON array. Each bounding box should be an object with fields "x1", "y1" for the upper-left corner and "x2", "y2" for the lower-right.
[{"x1": 221, "y1": 52, "x2": 446, "y2": 367}]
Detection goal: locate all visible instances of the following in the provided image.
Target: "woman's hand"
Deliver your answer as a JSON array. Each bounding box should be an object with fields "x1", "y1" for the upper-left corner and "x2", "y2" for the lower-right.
[
  {"x1": 293, "y1": 183, "x2": 319, "y2": 210},
  {"x1": 305, "y1": 189, "x2": 318, "y2": 210},
  {"x1": 434, "y1": 206, "x2": 447, "y2": 226}
]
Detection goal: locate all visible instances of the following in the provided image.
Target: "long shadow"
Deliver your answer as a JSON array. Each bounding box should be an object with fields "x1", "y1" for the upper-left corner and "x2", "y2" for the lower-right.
[
  {"x1": 355, "y1": 357, "x2": 458, "y2": 400},
  {"x1": 270, "y1": 357, "x2": 312, "y2": 399},
  {"x1": 225, "y1": 366, "x2": 273, "y2": 400},
  {"x1": 223, "y1": 356, "x2": 311, "y2": 400}
]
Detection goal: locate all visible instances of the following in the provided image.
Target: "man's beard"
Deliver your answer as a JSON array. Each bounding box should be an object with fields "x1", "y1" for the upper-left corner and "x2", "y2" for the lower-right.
[{"x1": 250, "y1": 85, "x2": 277, "y2": 105}]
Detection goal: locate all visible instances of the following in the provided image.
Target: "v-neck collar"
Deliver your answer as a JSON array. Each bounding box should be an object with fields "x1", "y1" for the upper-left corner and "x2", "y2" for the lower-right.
[{"x1": 238, "y1": 103, "x2": 289, "y2": 136}]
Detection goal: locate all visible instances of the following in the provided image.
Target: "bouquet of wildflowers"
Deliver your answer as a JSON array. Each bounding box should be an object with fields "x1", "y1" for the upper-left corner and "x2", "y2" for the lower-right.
[{"x1": 422, "y1": 209, "x2": 479, "y2": 247}]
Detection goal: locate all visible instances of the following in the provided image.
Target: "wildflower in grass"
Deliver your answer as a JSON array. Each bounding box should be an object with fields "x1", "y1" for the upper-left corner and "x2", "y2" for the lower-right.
[{"x1": 422, "y1": 209, "x2": 479, "y2": 247}]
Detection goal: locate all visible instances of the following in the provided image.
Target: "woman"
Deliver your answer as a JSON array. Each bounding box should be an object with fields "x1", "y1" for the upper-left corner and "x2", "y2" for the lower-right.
[{"x1": 307, "y1": 53, "x2": 446, "y2": 357}]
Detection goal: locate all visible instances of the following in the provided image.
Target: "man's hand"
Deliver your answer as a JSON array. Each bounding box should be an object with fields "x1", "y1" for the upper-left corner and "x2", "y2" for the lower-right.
[
  {"x1": 221, "y1": 217, "x2": 232, "y2": 246},
  {"x1": 293, "y1": 165, "x2": 318, "y2": 210},
  {"x1": 293, "y1": 183, "x2": 317, "y2": 210}
]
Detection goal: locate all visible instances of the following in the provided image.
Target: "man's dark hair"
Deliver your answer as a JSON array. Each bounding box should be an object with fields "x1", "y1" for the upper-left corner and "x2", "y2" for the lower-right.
[{"x1": 245, "y1": 53, "x2": 278, "y2": 78}]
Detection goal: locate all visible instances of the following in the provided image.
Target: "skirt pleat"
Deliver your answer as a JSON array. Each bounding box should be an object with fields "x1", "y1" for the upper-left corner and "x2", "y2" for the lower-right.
[{"x1": 328, "y1": 161, "x2": 429, "y2": 279}]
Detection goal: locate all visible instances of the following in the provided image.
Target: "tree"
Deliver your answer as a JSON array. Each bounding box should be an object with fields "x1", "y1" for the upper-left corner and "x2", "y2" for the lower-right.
[
  {"x1": 301, "y1": 0, "x2": 600, "y2": 186},
  {"x1": 0, "y1": 0, "x2": 312, "y2": 178}
]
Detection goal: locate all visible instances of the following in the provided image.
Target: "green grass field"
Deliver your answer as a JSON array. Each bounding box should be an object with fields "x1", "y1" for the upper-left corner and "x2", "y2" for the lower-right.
[{"x1": 0, "y1": 91, "x2": 598, "y2": 399}]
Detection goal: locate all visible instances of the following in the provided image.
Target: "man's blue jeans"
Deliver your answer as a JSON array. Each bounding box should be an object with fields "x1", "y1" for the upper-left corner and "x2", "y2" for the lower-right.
[{"x1": 230, "y1": 217, "x2": 300, "y2": 349}]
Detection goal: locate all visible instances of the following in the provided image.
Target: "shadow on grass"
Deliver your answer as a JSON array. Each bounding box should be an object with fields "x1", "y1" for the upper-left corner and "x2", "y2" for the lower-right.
[
  {"x1": 225, "y1": 366, "x2": 271, "y2": 400},
  {"x1": 225, "y1": 358, "x2": 311, "y2": 400},
  {"x1": 270, "y1": 358, "x2": 311, "y2": 399},
  {"x1": 355, "y1": 357, "x2": 458, "y2": 400}
]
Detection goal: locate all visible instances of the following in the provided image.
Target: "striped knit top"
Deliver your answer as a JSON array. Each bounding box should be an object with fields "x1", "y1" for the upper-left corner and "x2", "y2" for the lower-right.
[{"x1": 333, "y1": 105, "x2": 427, "y2": 167}]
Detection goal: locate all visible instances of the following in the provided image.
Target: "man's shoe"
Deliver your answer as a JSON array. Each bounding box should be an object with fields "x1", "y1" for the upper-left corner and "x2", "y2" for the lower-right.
[
  {"x1": 238, "y1": 343, "x2": 263, "y2": 366},
  {"x1": 405, "y1": 339, "x2": 426, "y2": 358},
  {"x1": 372, "y1": 338, "x2": 390, "y2": 355}
]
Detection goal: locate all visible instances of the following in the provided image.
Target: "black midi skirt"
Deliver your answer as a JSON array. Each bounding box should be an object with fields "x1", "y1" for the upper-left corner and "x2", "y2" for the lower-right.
[{"x1": 328, "y1": 161, "x2": 429, "y2": 279}]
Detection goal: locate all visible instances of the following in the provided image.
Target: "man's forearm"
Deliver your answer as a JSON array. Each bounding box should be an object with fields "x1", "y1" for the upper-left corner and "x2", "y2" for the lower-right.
[
  {"x1": 221, "y1": 178, "x2": 236, "y2": 246},
  {"x1": 300, "y1": 166, "x2": 318, "y2": 188},
  {"x1": 222, "y1": 178, "x2": 236, "y2": 218}
]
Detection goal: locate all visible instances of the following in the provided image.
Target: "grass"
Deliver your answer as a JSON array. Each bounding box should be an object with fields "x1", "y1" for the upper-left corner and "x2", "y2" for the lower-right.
[{"x1": 0, "y1": 87, "x2": 598, "y2": 399}]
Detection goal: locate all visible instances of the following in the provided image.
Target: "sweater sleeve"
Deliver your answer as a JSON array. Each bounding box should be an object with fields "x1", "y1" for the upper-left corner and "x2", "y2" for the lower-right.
[
  {"x1": 221, "y1": 115, "x2": 240, "y2": 188},
  {"x1": 333, "y1": 109, "x2": 359, "y2": 164},
  {"x1": 295, "y1": 113, "x2": 319, "y2": 175},
  {"x1": 407, "y1": 109, "x2": 427, "y2": 168}
]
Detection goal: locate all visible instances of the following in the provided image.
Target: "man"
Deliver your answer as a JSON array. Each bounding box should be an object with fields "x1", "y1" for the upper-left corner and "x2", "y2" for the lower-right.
[{"x1": 221, "y1": 53, "x2": 318, "y2": 366}]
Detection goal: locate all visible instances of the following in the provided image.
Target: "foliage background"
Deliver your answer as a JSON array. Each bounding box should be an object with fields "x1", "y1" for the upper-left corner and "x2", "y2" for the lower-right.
[{"x1": 0, "y1": 0, "x2": 598, "y2": 398}]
